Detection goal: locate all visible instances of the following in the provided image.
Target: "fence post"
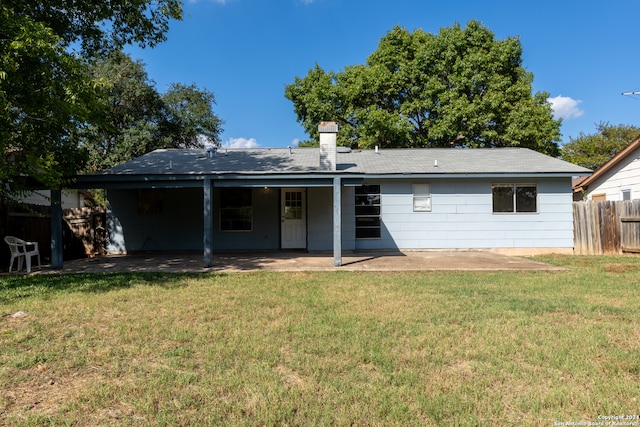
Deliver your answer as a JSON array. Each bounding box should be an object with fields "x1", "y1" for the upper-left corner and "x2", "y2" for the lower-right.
[{"x1": 51, "y1": 190, "x2": 63, "y2": 269}]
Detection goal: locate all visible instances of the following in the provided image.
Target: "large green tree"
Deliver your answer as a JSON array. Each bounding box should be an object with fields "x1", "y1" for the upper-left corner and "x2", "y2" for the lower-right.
[
  {"x1": 5, "y1": 0, "x2": 182, "y2": 56},
  {"x1": 1, "y1": 6, "x2": 97, "y2": 199},
  {"x1": 285, "y1": 21, "x2": 561, "y2": 155},
  {"x1": 560, "y1": 122, "x2": 640, "y2": 170},
  {"x1": 159, "y1": 83, "x2": 223, "y2": 151},
  {"x1": 78, "y1": 52, "x2": 223, "y2": 173},
  {"x1": 0, "y1": 0, "x2": 182, "y2": 201},
  {"x1": 78, "y1": 51, "x2": 163, "y2": 173}
]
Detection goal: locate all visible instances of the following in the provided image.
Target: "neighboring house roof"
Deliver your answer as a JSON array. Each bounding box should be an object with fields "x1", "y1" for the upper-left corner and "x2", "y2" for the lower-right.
[
  {"x1": 92, "y1": 147, "x2": 590, "y2": 178},
  {"x1": 573, "y1": 134, "x2": 640, "y2": 194}
]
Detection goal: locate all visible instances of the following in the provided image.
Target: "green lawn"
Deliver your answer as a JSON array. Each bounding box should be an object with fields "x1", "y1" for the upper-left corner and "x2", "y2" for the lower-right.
[{"x1": 1, "y1": 255, "x2": 639, "y2": 426}]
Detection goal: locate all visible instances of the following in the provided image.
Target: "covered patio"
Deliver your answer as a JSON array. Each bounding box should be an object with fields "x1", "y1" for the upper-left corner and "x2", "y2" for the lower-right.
[{"x1": 24, "y1": 250, "x2": 564, "y2": 274}]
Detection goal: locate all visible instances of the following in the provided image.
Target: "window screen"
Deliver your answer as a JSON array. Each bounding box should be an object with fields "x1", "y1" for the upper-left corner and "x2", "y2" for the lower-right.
[
  {"x1": 413, "y1": 184, "x2": 432, "y2": 212},
  {"x1": 492, "y1": 184, "x2": 537, "y2": 213},
  {"x1": 355, "y1": 185, "x2": 381, "y2": 238}
]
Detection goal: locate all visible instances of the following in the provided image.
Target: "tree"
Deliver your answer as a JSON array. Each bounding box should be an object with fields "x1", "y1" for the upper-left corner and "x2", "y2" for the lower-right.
[
  {"x1": 77, "y1": 51, "x2": 163, "y2": 172},
  {"x1": 560, "y1": 122, "x2": 640, "y2": 170},
  {"x1": 285, "y1": 21, "x2": 561, "y2": 155},
  {"x1": 1, "y1": 1, "x2": 182, "y2": 201},
  {"x1": 77, "y1": 52, "x2": 223, "y2": 173},
  {"x1": 5, "y1": 0, "x2": 182, "y2": 56},
  {"x1": 159, "y1": 83, "x2": 224, "y2": 151},
  {"x1": 0, "y1": 5, "x2": 99, "y2": 200}
]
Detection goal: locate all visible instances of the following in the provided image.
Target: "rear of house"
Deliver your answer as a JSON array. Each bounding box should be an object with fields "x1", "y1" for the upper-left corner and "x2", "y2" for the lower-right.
[{"x1": 86, "y1": 135, "x2": 588, "y2": 258}]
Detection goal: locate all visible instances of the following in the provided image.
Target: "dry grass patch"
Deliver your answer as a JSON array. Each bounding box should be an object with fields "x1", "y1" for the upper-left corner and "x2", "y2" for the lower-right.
[
  {"x1": 1, "y1": 260, "x2": 640, "y2": 425},
  {"x1": 603, "y1": 263, "x2": 637, "y2": 273}
]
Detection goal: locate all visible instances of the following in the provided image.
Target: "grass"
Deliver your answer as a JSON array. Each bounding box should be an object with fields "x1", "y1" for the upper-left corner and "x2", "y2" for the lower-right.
[{"x1": 1, "y1": 255, "x2": 639, "y2": 426}]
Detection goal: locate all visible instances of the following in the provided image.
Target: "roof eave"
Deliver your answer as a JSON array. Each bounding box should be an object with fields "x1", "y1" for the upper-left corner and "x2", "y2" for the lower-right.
[
  {"x1": 71, "y1": 170, "x2": 587, "y2": 189},
  {"x1": 576, "y1": 133, "x2": 640, "y2": 190},
  {"x1": 357, "y1": 172, "x2": 588, "y2": 179}
]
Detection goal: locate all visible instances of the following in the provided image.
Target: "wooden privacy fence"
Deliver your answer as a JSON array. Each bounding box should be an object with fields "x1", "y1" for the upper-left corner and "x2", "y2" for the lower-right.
[
  {"x1": 573, "y1": 200, "x2": 640, "y2": 255},
  {"x1": 1, "y1": 203, "x2": 106, "y2": 270}
]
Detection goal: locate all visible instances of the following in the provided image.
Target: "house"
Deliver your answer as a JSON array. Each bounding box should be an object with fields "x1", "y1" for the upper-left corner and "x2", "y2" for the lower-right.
[
  {"x1": 69, "y1": 122, "x2": 590, "y2": 267},
  {"x1": 19, "y1": 189, "x2": 91, "y2": 209},
  {"x1": 573, "y1": 134, "x2": 640, "y2": 201}
]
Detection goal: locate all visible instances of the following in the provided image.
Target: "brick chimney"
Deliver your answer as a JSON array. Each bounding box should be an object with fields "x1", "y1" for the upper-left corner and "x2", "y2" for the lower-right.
[{"x1": 318, "y1": 121, "x2": 338, "y2": 171}]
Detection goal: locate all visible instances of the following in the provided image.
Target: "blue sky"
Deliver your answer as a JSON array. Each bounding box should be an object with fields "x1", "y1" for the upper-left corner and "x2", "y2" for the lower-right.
[{"x1": 127, "y1": 0, "x2": 640, "y2": 149}]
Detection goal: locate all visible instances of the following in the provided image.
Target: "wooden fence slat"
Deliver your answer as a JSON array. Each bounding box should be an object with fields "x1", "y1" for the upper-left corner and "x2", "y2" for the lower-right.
[
  {"x1": 1, "y1": 203, "x2": 105, "y2": 270},
  {"x1": 573, "y1": 200, "x2": 640, "y2": 254}
]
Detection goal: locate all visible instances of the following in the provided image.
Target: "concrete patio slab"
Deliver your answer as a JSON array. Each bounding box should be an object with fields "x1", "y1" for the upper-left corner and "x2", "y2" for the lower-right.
[{"x1": 16, "y1": 250, "x2": 566, "y2": 274}]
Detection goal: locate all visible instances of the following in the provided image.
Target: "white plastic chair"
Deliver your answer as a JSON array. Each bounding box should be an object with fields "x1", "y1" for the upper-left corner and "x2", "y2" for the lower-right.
[{"x1": 4, "y1": 236, "x2": 41, "y2": 273}]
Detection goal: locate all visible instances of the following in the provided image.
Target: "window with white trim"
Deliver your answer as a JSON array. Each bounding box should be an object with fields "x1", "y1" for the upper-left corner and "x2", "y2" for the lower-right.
[
  {"x1": 492, "y1": 184, "x2": 537, "y2": 213},
  {"x1": 621, "y1": 189, "x2": 631, "y2": 201},
  {"x1": 413, "y1": 184, "x2": 431, "y2": 212},
  {"x1": 355, "y1": 185, "x2": 381, "y2": 239}
]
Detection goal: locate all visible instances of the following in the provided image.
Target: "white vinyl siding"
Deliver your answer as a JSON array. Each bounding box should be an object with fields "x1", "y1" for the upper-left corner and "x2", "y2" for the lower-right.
[
  {"x1": 106, "y1": 187, "x2": 281, "y2": 253},
  {"x1": 586, "y1": 146, "x2": 640, "y2": 201},
  {"x1": 307, "y1": 186, "x2": 356, "y2": 251},
  {"x1": 106, "y1": 177, "x2": 575, "y2": 254},
  {"x1": 20, "y1": 190, "x2": 84, "y2": 209},
  {"x1": 354, "y1": 178, "x2": 574, "y2": 251},
  {"x1": 106, "y1": 188, "x2": 204, "y2": 252},
  {"x1": 492, "y1": 184, "x2": 537, "y2": 213}
]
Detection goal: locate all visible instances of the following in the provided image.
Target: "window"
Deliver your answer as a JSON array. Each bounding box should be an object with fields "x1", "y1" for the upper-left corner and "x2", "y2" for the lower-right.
[
  {"x1": 138, "y1": 189, "x2": 164, "y2": 214},
  {"x1": 492, "y1": 184, "x2": 537, "y2": 213},
  {"x1": 220, "y1": 188, "x2": 252, "y2": 231},
  {"x1": 355, "y1": 185, "x2": 381, "y2": 238},
  {"x1": 284, "y1": 191, "x2": 303, "y2": 219},
  {"x1": 622, "y1": 189, "x2": 631, "y2": 201},
  {"x1": 413, "y1": 184, "x2": 431, "y2": 212}
]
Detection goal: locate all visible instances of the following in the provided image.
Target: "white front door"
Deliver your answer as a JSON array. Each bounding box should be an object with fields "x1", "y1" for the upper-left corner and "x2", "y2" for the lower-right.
[{"x1": 281, "y1": 188, "x2": 306, "y2": 249}]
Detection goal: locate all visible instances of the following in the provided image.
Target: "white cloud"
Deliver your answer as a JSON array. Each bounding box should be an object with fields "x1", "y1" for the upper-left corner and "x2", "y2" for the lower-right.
[
  {"x1": 198, "y1": 134, "x2": 218, "y2": 148},
  {"x1": 291, "y1": 138, "x2": 301, "y2": 147},
  {"x1": 547, "y1": 95, "x2": 584, "y2": 120},
  {"x1": 222, "y1": 137, "x2": 260, "y2": 148}
]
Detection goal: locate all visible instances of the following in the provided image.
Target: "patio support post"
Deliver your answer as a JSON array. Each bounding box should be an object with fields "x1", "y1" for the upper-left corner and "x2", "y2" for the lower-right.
[
  {"x1": 203, "y1": 177, "x2": 213, "y2": 267},
  {"x1": 51, "y1": 189, "x2": 63, "y2": 269},
  {"x1": 333, "y1": 176, "x2": 342, "y2": 266}
]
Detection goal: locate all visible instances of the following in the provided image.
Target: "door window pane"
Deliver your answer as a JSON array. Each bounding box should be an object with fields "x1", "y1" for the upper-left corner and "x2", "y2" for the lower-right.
[{"x1": 284, "y1": 191, "x2": 302, "y2": 219}]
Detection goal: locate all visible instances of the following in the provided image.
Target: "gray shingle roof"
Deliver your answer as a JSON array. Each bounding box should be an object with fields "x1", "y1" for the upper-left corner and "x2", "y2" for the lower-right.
[{"x1": 101, "y1": 147, "x2": 591, "y2": 176}]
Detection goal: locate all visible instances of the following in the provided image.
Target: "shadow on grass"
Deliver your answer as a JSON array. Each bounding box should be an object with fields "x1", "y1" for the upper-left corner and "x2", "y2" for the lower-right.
[{"x1": 0, "y1": 272, "x2": 220, "y2": 305}]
